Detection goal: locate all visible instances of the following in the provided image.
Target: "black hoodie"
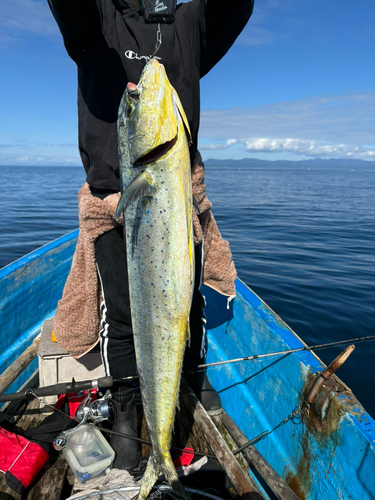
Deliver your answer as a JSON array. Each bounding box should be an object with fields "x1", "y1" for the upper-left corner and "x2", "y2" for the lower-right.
[{"x1": 47, "y1": 0, "x2": 254, "y2": 192}]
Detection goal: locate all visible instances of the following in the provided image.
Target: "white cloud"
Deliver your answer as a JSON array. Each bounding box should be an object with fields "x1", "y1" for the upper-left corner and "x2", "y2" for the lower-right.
[
  {"x1": 244, "y1": 138, "x2": 375, "y2": 160},
  {"x1": 0, "y1": 0, "x2": 58, "y2": 46},
  {"x1": 0, "y1": 152, "x2": 81, "y2": 166},
  {"x1": 236, "y1": 0, "x2": 291, "y2": 46},
  {"x1": 200, "y1": 139, "x2": 237, "y2": 150},
  {"x1": 0, "y1": 144, "x2": 30, "y2": 150},
  {"x1": 199, "y1": 91, "x2": 375, "y2": 160},
  {"x1": 237, "y1": 27, "x2": 276, "y2": 46}
]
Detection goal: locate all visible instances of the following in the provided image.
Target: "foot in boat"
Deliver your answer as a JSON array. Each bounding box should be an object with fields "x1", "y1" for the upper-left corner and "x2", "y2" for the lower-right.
[
  {"x1": 111, "y1": 390, "x2": 141, "y2": 470},
  {"x1": 185, "y1": 367, "x2": 223, "y2": 416}
]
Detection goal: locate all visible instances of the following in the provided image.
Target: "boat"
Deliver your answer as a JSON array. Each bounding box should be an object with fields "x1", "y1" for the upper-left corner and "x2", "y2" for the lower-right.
[{"x1": 1, "y1": 230, "x2": 374, "y2": 499}]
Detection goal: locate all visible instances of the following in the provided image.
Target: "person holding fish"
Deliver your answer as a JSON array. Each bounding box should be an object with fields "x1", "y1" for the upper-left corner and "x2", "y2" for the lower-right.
[{"x1": 47, "y1": 0, "x2": 254, "y2": 483}]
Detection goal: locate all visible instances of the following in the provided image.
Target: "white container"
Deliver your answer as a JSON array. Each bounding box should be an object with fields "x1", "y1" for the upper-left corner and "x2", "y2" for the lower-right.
[{"x1": 62, "y1": 425, "x2": 115, "y2": 483}]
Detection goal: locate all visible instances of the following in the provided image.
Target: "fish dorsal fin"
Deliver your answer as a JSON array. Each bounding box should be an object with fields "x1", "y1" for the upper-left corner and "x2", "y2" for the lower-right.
[
  {"x1": 172, "y1": 89, "x2": 192, "y2": 146},
  {"x1": 116, "y1": 170, "x2": 156, "y2": 217},
  {"x1": 186, "y1": 320, "x2": 191, "y2": 346}
]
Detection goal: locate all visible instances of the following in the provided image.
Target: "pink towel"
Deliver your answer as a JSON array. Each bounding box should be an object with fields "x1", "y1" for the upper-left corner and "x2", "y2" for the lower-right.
[{"x1": 53, "y1": 153, "x2": 236, "y2": 358}]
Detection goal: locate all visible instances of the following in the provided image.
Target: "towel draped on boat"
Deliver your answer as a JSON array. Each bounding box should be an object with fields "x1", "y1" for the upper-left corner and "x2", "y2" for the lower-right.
[{"x1": 53, "y1": 152, "x2": 237, "y2": 358}]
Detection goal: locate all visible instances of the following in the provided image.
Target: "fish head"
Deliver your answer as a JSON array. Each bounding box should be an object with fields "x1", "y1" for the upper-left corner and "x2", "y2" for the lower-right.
[{"x1": 123, "y1": 58, "x2": 191, "y2": 166}]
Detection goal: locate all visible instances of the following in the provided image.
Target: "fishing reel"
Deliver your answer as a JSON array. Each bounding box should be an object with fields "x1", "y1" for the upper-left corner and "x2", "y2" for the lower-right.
[
  {"x1": 139, "y1": 0, "x2": 177, "y2": 23},
  {"x1": 53, "y1": 393, "x2": 115, "y2": 451},
  {"x1": 75, "y1": 393, "x2": 115, "y2": 424}
]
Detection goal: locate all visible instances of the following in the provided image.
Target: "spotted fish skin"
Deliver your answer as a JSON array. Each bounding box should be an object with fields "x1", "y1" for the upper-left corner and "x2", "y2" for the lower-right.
[{"x1": 117, "y1": 59, "x2": 194, "y2": 500}]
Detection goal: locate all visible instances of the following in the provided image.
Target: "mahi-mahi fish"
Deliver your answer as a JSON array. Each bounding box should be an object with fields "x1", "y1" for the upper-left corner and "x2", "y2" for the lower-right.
[{"x1": 116, "y1": 58, "x2": 194, "y2": 499}]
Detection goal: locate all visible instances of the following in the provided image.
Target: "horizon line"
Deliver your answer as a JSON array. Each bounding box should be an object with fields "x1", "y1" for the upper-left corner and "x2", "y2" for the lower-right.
[{"x1": 1, "y1": 157, "x2": 375, "y2": 168}]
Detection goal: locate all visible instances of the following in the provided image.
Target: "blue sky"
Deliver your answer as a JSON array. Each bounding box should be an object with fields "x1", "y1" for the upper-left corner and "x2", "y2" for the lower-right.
[{"x1": 0, "y1": 0, "x2": 374, "y2": 165}]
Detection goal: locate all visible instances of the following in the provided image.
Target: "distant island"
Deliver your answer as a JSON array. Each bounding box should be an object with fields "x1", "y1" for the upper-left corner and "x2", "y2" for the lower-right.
[
  {"x1": 1, "y1": 158, "x2": 374, "y2": 169},
  {"x1": 204, "y1": 158, "x2": 375, "y2": 169}
]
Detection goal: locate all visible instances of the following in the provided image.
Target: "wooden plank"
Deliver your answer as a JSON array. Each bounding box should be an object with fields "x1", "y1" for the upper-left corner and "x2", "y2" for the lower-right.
[
  {"x1": 211, "y1": 415, "x2": 251, "y2": 474},
  {"x1": 0, "y1": 454, "x2": 70, "y2": 500},
  {"x1": 180, "y1": 378, "x2": 265, "y2": 500},
  {"x1": 10, "y1": 397, "x2": 47, "y2": 435},
  {"x1": 0, "y1": 339, "x2": 40, "y2": 396},
  {"x1": 0, "y1": 371, "x2": 39, "y2": 427},
  {"x1": 175, "y1": 396, "x2": 212, "y2": 458},
  {"x1": 0, "y1": 475, "x2": 22, "y2": 499},
  {"x1": 27, "y1": 454, "x2": 70, "y2": 500},
  {"x1": 221, "y1": 412, "x2": 300, "y2": 500}
]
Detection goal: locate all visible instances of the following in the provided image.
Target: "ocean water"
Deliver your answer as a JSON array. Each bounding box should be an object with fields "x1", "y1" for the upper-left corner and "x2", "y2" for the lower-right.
[{"x1": 0, "y1": 164, "x2": 374, "y2": 418}]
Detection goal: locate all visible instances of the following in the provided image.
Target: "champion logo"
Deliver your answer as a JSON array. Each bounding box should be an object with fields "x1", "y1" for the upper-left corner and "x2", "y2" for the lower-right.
[{"x1": 125, "y1": 50, "x2": 162, "y2": 62}]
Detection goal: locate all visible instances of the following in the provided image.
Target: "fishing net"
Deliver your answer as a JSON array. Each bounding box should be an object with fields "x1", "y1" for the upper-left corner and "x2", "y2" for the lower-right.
[
  {"x1": 66, "y1": 467, "x2": 225, "y2": 500},
  {"x1": 67, "y1": 468, "x2": 140, "y2": 500}
]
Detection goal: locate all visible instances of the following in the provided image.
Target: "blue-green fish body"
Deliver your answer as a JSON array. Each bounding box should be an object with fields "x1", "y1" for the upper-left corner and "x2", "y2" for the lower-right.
[{"x1": 117, "y1": 58, "x2": 194, "y2": 499}]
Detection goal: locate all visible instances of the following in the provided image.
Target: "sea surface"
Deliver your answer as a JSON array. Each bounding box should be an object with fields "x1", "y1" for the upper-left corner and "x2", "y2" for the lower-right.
[{"x1": 0, "y1": 164, "x2": 374, "y2": 418}]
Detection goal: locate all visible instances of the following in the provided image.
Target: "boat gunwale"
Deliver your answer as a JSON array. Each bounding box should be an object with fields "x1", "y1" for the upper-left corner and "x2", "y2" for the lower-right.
[{"x1": 0, "y1": 228, "x2": 79, "y2": 278}]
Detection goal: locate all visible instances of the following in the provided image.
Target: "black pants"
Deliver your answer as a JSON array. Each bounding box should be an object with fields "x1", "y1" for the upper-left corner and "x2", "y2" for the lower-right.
[{"x1": 95, "y1": 225, "x2": 206, "y2": 382}]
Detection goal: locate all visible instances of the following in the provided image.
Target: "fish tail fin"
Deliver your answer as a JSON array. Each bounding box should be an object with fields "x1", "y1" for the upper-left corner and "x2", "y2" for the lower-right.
[
  {"x1": 138, "y1": 455, "x2": 158, "y2": 500},
  {"x1": 139, "y1": 452, "x2": 185, "y2": 500},
  {"x1": 161, "y1": 453, "x2": 186, "y2": 496}
]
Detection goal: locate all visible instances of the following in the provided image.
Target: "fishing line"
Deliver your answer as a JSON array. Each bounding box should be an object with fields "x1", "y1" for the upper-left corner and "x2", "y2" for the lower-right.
[
  {"x1": 194, "y1": 334, "x2": 375, "y2": 371},
  {"x1": 114, "y1": 334, "x2": 375, "y2": 383},
  {"x1": 2, "y1": 335, "x2": 373, "y2": 402}
]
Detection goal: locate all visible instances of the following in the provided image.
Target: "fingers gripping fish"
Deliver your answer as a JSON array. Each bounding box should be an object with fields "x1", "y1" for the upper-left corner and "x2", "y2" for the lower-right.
[{"x1": 116, "y1": 59, "x2": 194, "y2": 499}]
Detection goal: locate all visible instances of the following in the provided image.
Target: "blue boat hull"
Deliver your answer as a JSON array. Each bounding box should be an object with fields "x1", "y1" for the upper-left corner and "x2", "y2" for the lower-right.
[
  {"x1": 204, "y1": 283, "x2": 375, "y2": 499},
  {"x1": 1, "y1": 231, "x2": 374, "y2": 499},
  {"x1": 0, "y1": 230, "x2": 78, "y2": 395}
]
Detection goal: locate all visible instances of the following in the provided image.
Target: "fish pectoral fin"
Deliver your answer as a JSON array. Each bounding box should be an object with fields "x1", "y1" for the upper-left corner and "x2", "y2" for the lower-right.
[{"x1": 116, "y1": 170, "x2": 156, "y2": 217}]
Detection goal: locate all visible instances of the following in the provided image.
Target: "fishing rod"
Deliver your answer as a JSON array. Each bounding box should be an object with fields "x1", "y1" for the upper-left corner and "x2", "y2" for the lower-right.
[
  {"x1": 195, "y1": 334, "x2": 375, "y2": 371},
  {"x1": 0, "y1": 376, "x2": 114, "y2": 403},
  {"x1": 0, "y1": 335, "x2": 374, "y2": 402}
]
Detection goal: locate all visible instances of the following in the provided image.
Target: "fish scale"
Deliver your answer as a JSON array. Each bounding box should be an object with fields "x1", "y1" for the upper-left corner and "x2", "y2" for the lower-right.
[{"x1": 117, "y1": 58, "x2": 194, "y2": 499}]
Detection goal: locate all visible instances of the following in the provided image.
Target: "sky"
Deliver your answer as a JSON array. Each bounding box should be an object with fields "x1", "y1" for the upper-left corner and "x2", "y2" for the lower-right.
[{"x1": 0, "y1": 0, "x2": 374, "y2": 166}]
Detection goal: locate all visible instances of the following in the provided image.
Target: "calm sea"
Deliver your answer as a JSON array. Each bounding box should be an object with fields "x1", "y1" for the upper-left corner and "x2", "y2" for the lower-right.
[{"x1": 0, "y1": 164, "x2": 374, "y2": 418}]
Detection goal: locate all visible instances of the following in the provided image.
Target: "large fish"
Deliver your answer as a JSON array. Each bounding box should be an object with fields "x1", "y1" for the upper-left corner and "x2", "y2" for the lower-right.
[{"x1": 116, "y1": 58, "x2": 194, "y2": 499}]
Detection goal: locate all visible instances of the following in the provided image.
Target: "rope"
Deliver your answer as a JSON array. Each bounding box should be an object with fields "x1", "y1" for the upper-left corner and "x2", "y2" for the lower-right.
[
  {"x1": 87, "y1": 424, "x2": 217, "y2": 461},
  {"x1": 30, "y1": 393, "x2": 217, "y2": 460},
  {"x1": 232, "y1": 405, "x2": 303, "y2": 455}
]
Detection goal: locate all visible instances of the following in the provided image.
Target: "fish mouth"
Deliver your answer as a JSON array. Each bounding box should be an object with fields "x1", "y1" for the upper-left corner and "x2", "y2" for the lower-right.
[
  {"x1": 127, "y1": 82, "x2": 141, "y2": 102},
  {"x1": 134, "y1": 136, "x2": 178, "y2": 166}
]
